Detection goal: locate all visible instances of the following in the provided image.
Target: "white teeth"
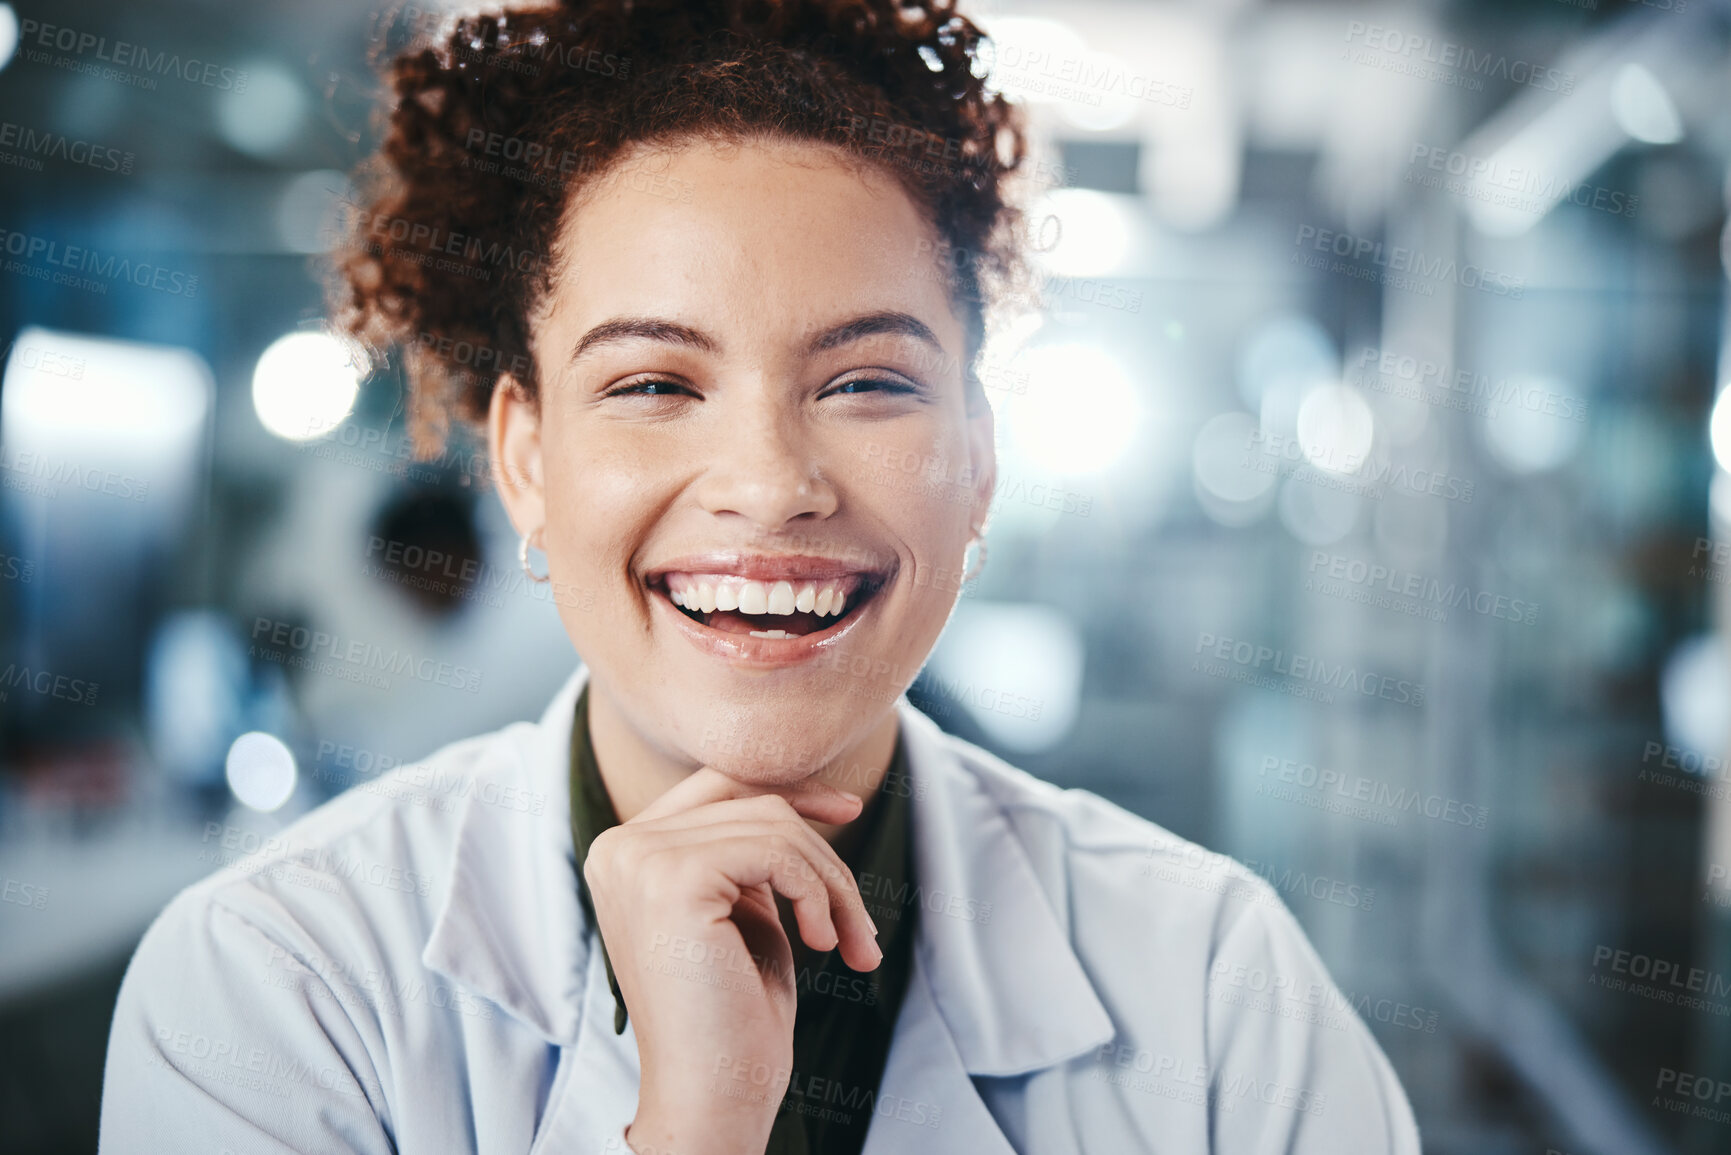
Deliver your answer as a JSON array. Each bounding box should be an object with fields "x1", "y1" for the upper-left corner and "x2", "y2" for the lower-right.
[
  {"x1": 749, "y1": 628, "x2": 793, "y2": 639},
  {"x1": 738, "y1": 581, "x2": 769, "y2": 615},
  {"x1": 666, "y1": 573, "x2": 864, "y2": 620}
]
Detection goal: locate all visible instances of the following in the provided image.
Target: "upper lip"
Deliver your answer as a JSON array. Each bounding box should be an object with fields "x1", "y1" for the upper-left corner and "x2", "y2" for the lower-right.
[{"x1": 644, "y1": 551, "x2": 895, "y2": 585}]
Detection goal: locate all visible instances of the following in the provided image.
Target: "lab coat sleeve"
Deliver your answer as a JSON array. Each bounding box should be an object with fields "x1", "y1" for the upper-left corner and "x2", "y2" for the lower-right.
[
  {"x1": 98, "y1": 887, "x2": 395, "y2": 1155},
  {"x1": 1203, "y1": 889, "x2": 1422, "y2": 1155}
]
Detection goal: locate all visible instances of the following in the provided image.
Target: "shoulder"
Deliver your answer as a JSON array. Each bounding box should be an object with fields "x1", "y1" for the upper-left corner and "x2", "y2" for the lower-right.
[
  {"x1": 126, "y1": 720, "x2": 532, "y2": 1023},
  {"x1": 924, "y1": 717, "x2": 1275, "y2": 950},
  {"x1": 920, "y1": 719, "x2": 1422, "y2": 1153}
]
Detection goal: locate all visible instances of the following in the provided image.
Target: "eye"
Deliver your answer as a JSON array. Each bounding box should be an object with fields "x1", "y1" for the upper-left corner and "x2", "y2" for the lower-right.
[
  {"x1": 827, "y1": 376, "x2": 919, "y2": 397},
  {"x1": 601, "y1": 378, "x2": 697, "y2": 399}
]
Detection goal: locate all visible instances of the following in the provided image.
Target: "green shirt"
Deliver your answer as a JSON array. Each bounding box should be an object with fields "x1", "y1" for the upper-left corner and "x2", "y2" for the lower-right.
[{"x1": 568, "y1": 685, "x2": 919, "y2": 1155}]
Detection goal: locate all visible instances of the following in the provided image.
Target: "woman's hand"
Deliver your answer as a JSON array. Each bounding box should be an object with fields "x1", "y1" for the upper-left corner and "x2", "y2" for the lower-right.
[{"x1": 583, "y1": 768, "x2": 882, "y2": 1155}]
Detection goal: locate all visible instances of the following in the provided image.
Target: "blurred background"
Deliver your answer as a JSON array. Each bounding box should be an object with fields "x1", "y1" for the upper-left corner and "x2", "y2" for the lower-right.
[{"x1": 1, "y1": 0, "x2": 1729, "y2": 1151}]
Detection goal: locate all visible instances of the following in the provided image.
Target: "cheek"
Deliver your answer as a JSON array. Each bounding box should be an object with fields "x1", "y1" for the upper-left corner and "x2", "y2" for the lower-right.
[
  {"x1": 848, "y1": 428, "x2": 980, "y2": 550},
  {"x1": 540, "y1": 440, "x2": 658, "y2": 596}
]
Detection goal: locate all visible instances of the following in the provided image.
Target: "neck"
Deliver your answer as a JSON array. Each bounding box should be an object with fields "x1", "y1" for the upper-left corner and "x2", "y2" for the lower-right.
[{"x1": 585, "y1": 678, "x2": 901, "y2": 846}]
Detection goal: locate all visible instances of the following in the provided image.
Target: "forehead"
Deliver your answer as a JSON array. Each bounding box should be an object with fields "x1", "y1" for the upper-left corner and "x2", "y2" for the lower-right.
[{"x1": 537, "y1": 135, "x2": 961, "y2": 353}]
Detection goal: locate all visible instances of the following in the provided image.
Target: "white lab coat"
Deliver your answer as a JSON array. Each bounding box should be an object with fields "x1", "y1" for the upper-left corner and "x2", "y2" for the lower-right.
[{"x1": 99, "y1": 664, "x2": 1421, "y2": 1153}]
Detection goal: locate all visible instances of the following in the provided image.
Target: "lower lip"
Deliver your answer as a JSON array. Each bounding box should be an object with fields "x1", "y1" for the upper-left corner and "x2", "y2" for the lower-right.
[{"x1": 650, "y1": 584, "x2": 882, "y2": 669}]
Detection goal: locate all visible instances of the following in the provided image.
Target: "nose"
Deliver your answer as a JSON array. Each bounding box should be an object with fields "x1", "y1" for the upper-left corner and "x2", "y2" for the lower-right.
[{"x1": 690, "y1": 389, "x2": 839, "y2": 527}]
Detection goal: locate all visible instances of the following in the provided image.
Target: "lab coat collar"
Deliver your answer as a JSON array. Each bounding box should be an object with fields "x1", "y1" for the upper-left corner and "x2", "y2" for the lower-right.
[
  {"x1": 421, "y1": 665, "x2": 592, "y2": 1045},
  {"x1": 893, "y1": 701, "x2": 1115, "y2": 1075},
  {"x1": 423, "y1": 664, "x2": 1115, "y2": 1077}
]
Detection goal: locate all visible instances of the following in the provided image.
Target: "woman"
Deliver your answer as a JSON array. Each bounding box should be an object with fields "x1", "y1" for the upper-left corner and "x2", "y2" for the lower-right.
[{"x1": 100, "y1": 1, "x2": 1421, "y2": 1151}]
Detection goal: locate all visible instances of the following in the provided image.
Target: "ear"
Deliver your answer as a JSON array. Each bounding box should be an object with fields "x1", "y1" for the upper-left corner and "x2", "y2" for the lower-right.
[
  {"x1": 964, "y1": 385, "x2": 997, "y2": 535},
  {"x1": 487, "y1": 373, "x2": 545, "y2": 539}
]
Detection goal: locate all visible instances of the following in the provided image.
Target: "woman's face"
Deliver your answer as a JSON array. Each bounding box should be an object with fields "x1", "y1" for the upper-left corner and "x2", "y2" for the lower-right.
[{"x1": 491, "y1": 135, "x2": 995, "y2": 784}]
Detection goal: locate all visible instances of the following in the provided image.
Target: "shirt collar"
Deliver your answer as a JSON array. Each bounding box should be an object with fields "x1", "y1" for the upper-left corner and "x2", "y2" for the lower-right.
[{"x1": 424, "y1": 664, "x2": 1114, "y2": 1072}]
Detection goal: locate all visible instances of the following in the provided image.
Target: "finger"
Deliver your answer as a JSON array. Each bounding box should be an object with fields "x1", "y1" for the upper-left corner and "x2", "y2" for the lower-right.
[
  {"x1": 632, "y1": 764, "x2": 864, "y2": 826},
  {"x1": 691, "y1": 833, "x2": 882, "y2": 972},
  {"x1": 630, "y1": 800, "x2": 868, "y2": 934},
  {"x1": 733, "y1": 882, "x2": 797, "y2": 1006}
]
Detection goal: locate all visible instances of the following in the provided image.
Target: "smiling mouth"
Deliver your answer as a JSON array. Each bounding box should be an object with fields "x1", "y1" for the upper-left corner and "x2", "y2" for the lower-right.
[{"x1": 652, "y1": 571, "x2": 888, "y2": 639}]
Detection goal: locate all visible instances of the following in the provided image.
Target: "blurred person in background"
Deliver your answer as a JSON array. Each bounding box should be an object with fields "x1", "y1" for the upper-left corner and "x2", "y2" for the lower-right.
[{"x1": 97, "y1": 1, "x2": 1418, "y2": 1151}]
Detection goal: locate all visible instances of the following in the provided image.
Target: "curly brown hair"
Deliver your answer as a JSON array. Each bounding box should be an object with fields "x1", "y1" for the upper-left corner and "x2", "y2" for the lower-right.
[{"x1": 328, "y1": 0, "x2": 1032, "y2": 457}]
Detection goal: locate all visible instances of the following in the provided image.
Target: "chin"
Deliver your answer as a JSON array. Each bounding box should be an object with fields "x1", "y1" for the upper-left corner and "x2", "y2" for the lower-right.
[{"x1": 670, "y1": 697, "x2": 878, "y2": 783}]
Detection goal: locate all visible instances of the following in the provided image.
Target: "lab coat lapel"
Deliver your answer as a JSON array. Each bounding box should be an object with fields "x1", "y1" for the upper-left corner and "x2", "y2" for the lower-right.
[
  {"x1": 527, "y1": 927, "x2": 641, "y2": 1155},
  {"x1": 892, "y1": 700, "x2": 1115, "y2": 1074},
  {"x1": 423, "y1": 665, "x2": 592, "y2": 1045},
  {"x1": 858, "y1": 702, "x2": 1117, "y2": 1154},
  {"x1": 861, "y1": 947, "x2": 1017, "y2": 1155}
]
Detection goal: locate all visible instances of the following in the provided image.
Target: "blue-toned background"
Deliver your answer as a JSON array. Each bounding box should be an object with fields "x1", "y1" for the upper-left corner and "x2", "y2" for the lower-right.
[{"x1": 3, "y1": 1, "x2": 1729, "y2": 1152}]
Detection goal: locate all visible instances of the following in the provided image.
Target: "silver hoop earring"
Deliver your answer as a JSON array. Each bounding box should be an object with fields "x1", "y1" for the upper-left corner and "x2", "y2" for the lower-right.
[
  {"x1": 962, "y1": 532, "x2": 988, "y2": 585},
  {"x1": 519, "y1": 529, "x2": 550, "y2": 583}
]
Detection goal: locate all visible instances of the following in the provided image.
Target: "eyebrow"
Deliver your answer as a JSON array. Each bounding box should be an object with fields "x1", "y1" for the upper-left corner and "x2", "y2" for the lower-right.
[{"x1": 567, "y1": 309, "x2": 944, "y2": 366}]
